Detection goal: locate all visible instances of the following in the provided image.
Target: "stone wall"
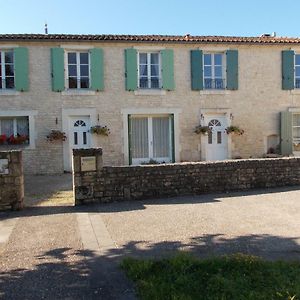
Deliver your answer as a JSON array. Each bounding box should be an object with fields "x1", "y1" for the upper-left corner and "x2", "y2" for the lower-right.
[
  {"x1": 73, "y1": 149, "x2": 300, "y2": 204},
  {"x1": 0, "y1": 151, "x2": 24, "y2": 210}
]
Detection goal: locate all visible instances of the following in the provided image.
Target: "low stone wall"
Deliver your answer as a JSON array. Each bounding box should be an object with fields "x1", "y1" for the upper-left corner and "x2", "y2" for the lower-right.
[
  {"x1": 73, "y1": 148, "x2": 300, "y2": 204},
  {"x1": 0, "y1": 151, "x2": 24, "y2": 210}
]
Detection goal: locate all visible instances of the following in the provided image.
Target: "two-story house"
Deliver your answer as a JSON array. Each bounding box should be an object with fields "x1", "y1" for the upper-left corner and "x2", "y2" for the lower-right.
[{"x1": 0, "y1": 34, "x2": 299, "y2": 174}]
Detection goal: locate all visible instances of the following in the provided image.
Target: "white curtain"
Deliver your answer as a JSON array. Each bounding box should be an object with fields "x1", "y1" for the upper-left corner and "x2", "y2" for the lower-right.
[
  {"x1": 131, "y1": 117, "x2": 149, "y2": 159},
  {"x1": 1, "y1": 119, "x2": 13, "y2": 136},
  {"x1": 152, "y1": 117, "x2": 170, "y2": 158},
  {"x1": 17, "y1": 117, "x2": 29, "y2": 136}
]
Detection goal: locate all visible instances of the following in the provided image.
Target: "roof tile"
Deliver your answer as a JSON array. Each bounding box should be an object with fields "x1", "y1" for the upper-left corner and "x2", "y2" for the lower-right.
[{"x1": 0, "y1": 34, "x2": 300, "y2": 44}]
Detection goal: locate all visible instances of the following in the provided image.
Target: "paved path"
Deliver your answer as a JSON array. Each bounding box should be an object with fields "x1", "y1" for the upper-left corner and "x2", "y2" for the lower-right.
[{"x1": 1, "y1": 175, "x2": 300, "y2": 299}]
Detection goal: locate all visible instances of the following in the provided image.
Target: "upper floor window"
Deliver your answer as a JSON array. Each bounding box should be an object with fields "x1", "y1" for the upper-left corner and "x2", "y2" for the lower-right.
[
  {"x1": 0, "y1": 116, "x2": 29, "y2": 145},
  {"x1": 295, "y1": 54, "x2": 300, "y2": 89},
  {"x1": 138, "y1": 52, "x2": 161, "y2": 89},
  {"x1": 0, "y1": 50, "x2": 15, "y2": 89},
  {"x1": 67, "y1": 52, "x2": 90, "y2": 89},
  {"x1": 203, "y1": 53, "x2": 225, "y2": 90}
]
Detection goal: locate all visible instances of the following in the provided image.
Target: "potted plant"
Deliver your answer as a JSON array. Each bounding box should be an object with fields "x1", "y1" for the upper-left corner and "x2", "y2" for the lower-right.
[
  {"x1": 46, "y1": 130, "x2": 67, "y2": 142},
  {"x1": 0, "y1": 134, "x2": 7, "y2": 145},
  {"x1": 8, "y1": 134, "x2": 29, "y2": 145},
  {"x1": 90, "y1": 125, "x2": 110, "y2": 136},
  {"x1": 225, "y1": 126, "x2": 244, "y2": 135},
  {"x1": 194, "y1": 125, "x2": 212, "y2": 135}
]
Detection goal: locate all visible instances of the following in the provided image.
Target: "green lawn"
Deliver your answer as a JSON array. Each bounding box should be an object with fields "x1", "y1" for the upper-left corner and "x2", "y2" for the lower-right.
[{"x1": 122, "y1": 253, "x2": 300, "y2": 300}]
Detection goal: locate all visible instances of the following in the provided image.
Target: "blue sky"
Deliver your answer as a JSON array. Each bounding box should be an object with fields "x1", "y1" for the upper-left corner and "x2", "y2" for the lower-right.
[{"x1": 0, "y1": 0, "x2": 298, "y2": 37}]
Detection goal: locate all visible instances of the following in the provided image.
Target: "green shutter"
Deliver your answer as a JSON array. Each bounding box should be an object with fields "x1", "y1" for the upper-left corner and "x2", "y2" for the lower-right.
[
  {"x1": 90, "y1": 48, "x2": 104, "y2": 91},
  {"x1": 128, "y1": 114, "x2": 132, "y2": 165},
  {"x1": 282, "y1": 50, "x2": 294, "y2": 90},
  {"x1": 51, "y1": 48, "x2": 65, "y2": 92},
  {"x1": 161, "y1": 49, "x2": 175, "y2": 91},
  {"x1": 170, "y1": 114, "x2": 175, "y2": 163},
  {"x1": 125, "y1": 49, "x2": 137, "y2": 91},
  {"x1": 226, "y1": 50, "x2": 238, "y2": 90},
  {"x1": 14, "y1": 47, "x2": 29, "y2": 91},
  {"x1": 191, "y1": 50, "x2": 203, "y2": 90},
  {"x1": 280, "y1": 111, "x2": 293, "y2": 155}
]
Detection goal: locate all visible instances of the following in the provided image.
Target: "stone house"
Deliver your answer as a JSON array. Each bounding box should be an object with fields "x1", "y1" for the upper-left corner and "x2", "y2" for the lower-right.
[{"x1": 0, "y1": 33, "x2": 299, "y2": 174}]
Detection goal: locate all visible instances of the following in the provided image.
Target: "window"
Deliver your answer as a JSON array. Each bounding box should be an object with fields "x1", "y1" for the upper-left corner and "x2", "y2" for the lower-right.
[
  {"x1": 0, "y1": 117, "x2": 29, "y2": 145},
  {"x1": 67, "y1": 52, "x2": 90, "y2": 89},
  {"x1": 203, "y1": 53, "x2": 225, "y2": 90},
  {"x1": 138, "y1": 52, "x2": 161, "y2": 89},
  {"x1": 292, "y1": 114, "x2": 300, "y2": 149},
  {"x1": 0, "y1": 50, "x2": 14, "y2": 89},
  {"x1": 295, "y1": 54, "x2": 300, "y2": 89}
]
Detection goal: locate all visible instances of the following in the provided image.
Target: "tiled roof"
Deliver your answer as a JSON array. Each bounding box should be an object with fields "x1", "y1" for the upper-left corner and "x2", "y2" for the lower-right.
[{"x1": 1, "y1": 34, "x2": 300, "y2": 44}]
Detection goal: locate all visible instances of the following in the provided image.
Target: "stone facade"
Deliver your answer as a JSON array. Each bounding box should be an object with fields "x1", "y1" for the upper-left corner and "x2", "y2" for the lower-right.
[
  {"x1": 73, "y1": 148, "x2": 300, "y2": 204},
  {"x1": 1, "y1": 38, "x2": 300, "y2": 173},
  {"x1": 0, "y1": 151, "x2": 24, "y2": 210}
]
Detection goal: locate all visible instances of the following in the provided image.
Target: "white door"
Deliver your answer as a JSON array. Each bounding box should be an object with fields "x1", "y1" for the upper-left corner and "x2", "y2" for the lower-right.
[
  {"x1": 68, "y1": 117, "x2": 91, "y2": 170},
  {"x1": 206, "y1": 116, "x2": 228, "y2": 161},
  {"x1": 129, "y1": 115, "x2": 173, "y2": 164}
]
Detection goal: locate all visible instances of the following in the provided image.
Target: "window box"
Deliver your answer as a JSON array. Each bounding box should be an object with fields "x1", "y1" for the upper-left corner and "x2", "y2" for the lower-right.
[
  {"x1": 8, "y1": 134, "x2": 29, "y2": 145},
  {"x1": 0, "y1": 134, "x2": 7, "y2": 144}
]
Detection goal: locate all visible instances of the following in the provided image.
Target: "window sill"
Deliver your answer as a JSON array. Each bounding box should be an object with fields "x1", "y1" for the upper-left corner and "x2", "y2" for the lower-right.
[
  {"x1": 0, "y1": 90, "x2": 21, "y2": 96},
  {"x1": 62, "y1": 90, "x2": 96, "y2": 96},
  {"x1": 134, "y1": 89, "x2": 166, "y2": 96},
  {"x1": 0, "y1": 144, "x2": 34, "y2": 150},
  {"x1": 200, "y1": 90, "x2": 231, "y2": 95},
  {"x1": 291, "y1": 89, "x2": 300, "y2": 95}
]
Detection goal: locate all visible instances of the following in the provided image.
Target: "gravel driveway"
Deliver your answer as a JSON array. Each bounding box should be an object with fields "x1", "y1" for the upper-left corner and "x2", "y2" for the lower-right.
[{"x1": 97, "y1": 186, "x2": 300, "y2": 261}]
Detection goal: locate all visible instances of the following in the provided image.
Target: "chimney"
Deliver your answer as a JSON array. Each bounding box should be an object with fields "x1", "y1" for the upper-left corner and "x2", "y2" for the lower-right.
[{"x1": 184, "y1": 33, "x2": 190, "y2": 40}]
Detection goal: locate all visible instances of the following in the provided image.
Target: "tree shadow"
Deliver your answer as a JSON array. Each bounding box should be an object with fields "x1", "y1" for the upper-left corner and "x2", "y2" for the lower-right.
[
  {"x1": 1, "y1": 184, "x2": 300, "y2": 220},
  {"x1": 0, "y1": 234, "x2": 300, "y2": 299}
]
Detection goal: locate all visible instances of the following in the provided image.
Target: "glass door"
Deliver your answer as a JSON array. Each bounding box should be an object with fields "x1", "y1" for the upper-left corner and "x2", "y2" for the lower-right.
[{"x1": 129, "y1": 115, "x2": 173, "y2": 164}]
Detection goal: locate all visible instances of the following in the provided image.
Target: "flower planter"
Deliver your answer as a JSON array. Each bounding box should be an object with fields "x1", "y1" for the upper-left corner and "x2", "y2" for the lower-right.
[
  {"x1": 0, "y1": 134, "x2": 7, "y2": 145},
  {"x1": 46, "y1": 130, "x2": 67, "y2": 142},
  {"x1": 8, "y1": 135, "x2": 29, "y2": 145},
  {"x1": 90, "y1": 125, "x2": 110, "y2": 136},
  {"x1": 225, "y1": 126, "x2": 244, "y2": 135},
  {"x1": 194, "y1": 125, "x2": 212, "y2": 135}
]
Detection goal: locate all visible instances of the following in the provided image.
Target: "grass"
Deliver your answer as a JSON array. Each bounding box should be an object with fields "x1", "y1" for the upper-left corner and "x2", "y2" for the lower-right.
[{"x1": 122, "y1": 253, "x2": 300, "y2": 300}]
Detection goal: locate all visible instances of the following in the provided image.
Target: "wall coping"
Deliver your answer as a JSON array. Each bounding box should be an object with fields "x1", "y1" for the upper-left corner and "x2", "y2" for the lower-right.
[
  {"x1": 0, "y1": 150, "x2": 23, "y2": 154},
  {"x1": 73, "y1": 148, "x2": 103, "y2": 156},
  {"x1": 102, "y1": 157, "x2": 300, "y2": 170}
]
